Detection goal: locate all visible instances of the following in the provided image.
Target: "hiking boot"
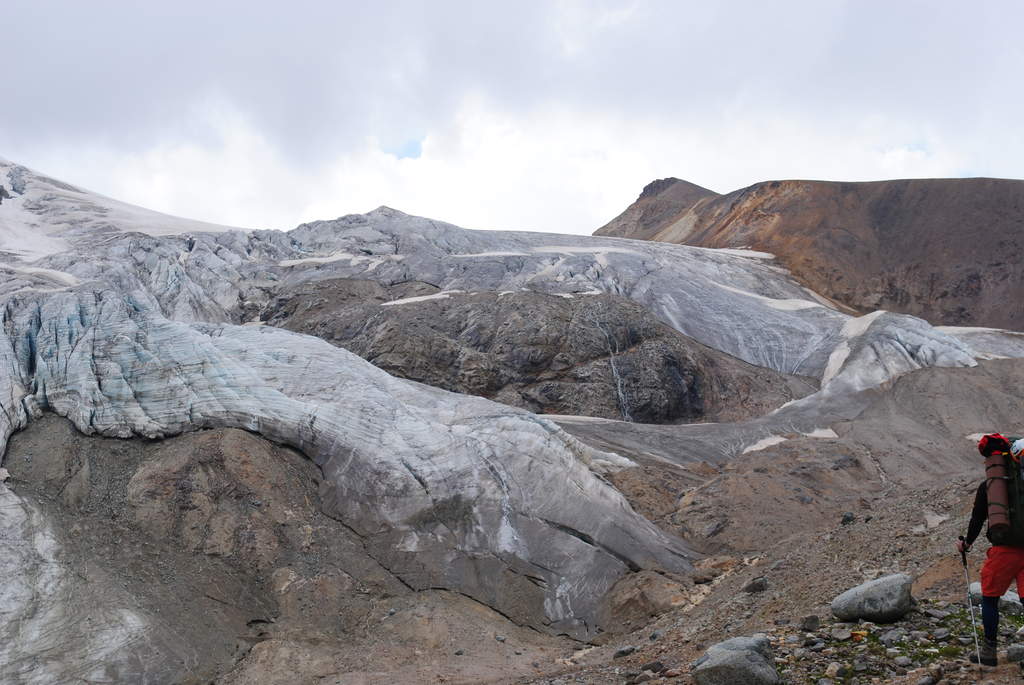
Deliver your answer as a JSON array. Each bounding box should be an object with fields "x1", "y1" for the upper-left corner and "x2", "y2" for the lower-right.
[{"x1": 970, "y1": 638, "x2": 998, "y2": 666}]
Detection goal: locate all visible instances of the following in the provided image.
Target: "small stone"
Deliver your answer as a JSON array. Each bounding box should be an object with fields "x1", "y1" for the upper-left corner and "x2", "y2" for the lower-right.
[
  {"x1": 515, "y1": 650, "x2": 523, "y2": 655},
  {"x1": 495, "y1": 635, "x2": 506, "y2": 642},
  {"x1": 630, "y1": 673, "x2": 654, "y2": 684},
  {"x1": 831, "y1": 628, "x2": 852, "y2": 641},
  {"x1": 640, "y1": 660, "x2": 665, "y2": 673},
  {"x1": 853, "y1": 658, "x2": 869, "y2": 671},
  {"x1": 387, "y1": 607, "x2": 396, "y2": 616},
  {"x1": 1006, "y1": 643, "x2": 1024, "y2": 662},
  {"x1": 817, "y1": 680, "x2": 835, "y2": 685},
  {"x1": 614, "y1": 645, "x2": 636, "y2": 659},
  {"x1": 800, "y1": 615, "x2": 821, "y2": 632},
  {"x1": 663, "y1": 669, "x2": 682, "y2": 678},
  {"x1": 825, "y1": 662, "x2": 841, "y2": 677},
  {"x1": 915, "y1": 677, "x2": 936, "y2": 685},
  {"x1": 894, "y1": 656, "x2": 912, "y2": 667},
  {"x1": 932, "y1": 627, "x2": 949, "y2": 640},
  {"x1": 743, "y1": 576, "x2": 768, "y2": 593},
  {"x1": 841, "y1": 512, "x2": 855, "y2": 525},
  {"x1": 880, "y1": 626, "x2": 905, "y2": 643},
  {"x1": 649, "y1": 630, "x2": 663, "y2": 641},
  {"x1": 454, "y1": 648, "x2": 465, "y2": 656}
]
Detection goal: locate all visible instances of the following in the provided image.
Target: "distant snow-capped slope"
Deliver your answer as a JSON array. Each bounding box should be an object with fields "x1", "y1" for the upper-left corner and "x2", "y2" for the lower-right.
[{"x1": 0, "y1": 157, "x2": 242, "y2": 258}]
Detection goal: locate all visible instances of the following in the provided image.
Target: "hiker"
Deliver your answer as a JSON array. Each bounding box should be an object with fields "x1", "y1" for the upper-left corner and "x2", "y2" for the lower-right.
[{"x1": 956, "y1": 432, "x2": 1024, "y2": 666}]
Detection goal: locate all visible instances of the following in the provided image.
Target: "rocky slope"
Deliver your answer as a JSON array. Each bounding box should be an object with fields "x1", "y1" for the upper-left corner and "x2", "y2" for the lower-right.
[
  {"x1": 597, "y1": 177, "x2": 1024, "y2": 329},
  {"x1": 510, "y1": 361, "x2": 1024, "y2": 684},
  {"x1": 263, "y1": 278, "x2": 815, "y2": 423}
]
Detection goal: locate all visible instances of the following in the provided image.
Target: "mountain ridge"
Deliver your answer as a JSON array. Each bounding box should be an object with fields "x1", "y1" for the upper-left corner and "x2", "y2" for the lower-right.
[{"x1": 596, "y1": 175, "x2": 1024, "y2": 329}]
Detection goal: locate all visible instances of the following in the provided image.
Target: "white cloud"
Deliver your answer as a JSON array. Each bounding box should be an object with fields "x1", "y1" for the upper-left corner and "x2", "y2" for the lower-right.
[
  {"x1": 29, "y1": 95, "x2": 969, "y2": 235},
  {"x1": 1, "y1": 1, "x2": 1022, "y2": 235}
]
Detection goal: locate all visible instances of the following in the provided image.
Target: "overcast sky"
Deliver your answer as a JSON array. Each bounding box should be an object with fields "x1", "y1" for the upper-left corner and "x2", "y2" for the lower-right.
[{"x1": 2, "y1": 1, "x2": 1022, "y2": 234}]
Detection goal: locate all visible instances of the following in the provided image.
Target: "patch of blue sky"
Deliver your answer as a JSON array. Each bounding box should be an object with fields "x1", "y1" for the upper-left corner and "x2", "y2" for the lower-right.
[{"x1": 384, "y1": 138, "x2": 424, "y2": 159}]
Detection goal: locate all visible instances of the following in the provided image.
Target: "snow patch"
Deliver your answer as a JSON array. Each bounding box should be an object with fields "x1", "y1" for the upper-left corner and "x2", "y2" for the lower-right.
[
  {"x1": 381, "y1": 290, "x2": 464, "y2": 306},
  {"x1": 803, "y1": 428, "x2": 838, "y2": 439},
  {"x1": 0, "y1": 196, "x2": 70, "y2": 258},
  {"x1": 714, "y1": 248, "x2": 776, "y2": 259},
  {"x1": 278, "y1": 253, "x2": 403, "y2": 268},
  {"x1": 821, "y1": 342, "x2": 851, "y2": 385},
  {"x1": 841, "y1": 310, "x2": 887, "y2": 339},
  {"x1": 742, "y1": 435, "x2": 787, "y2": 454},
  {"x1": 802, "y1": 287, "x2": 842, "y2": 310},
  {"x1": 713, "y1": 283, "x2": 822, "y2": 311},
  {"x1": 3, "y1": 264, "x2": 80, "y2": 286},
  {"x1": 531, "y1": 245, "x2": 644, "y2": 268},
  {"x1": 449, "y1": 251, "x2": 530, "y2": 258},
  {"x1": 936, "y1": 325, "x2": 1006, "y2": 334}
]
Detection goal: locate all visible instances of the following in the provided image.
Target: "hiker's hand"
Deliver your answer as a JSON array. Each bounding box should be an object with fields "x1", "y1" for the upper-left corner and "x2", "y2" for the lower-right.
[{"x1": 957, "y1": 538, "x2": 970, "y2": 554}]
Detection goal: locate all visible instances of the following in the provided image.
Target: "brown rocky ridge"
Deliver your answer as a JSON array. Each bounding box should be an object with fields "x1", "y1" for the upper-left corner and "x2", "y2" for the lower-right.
[{"x1": 596, "y1": 176, "x2": 1024, "y2": 329}]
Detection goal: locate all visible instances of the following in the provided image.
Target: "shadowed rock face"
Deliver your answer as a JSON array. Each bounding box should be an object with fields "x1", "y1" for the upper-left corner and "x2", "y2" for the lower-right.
[
  {"x1": 597, "y1": 177, "x2": 1024, "y2": 329},
  {"x1": 262, "y1": 279, "x2": 815, "y2": 424},
  {"x1": 595, "y1": 178, "x2": 720, "y2": 241}
]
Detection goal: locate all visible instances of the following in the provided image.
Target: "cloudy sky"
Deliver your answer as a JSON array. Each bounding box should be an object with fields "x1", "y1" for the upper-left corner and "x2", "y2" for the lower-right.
[{"x1": 2, "y1": 1, "x2": 1022, "y2": 234}]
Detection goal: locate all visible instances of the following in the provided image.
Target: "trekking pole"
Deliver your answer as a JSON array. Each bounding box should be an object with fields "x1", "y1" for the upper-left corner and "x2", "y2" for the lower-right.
[{"x1": 959, "y1": 536, "x2": 983, "y2": 667}]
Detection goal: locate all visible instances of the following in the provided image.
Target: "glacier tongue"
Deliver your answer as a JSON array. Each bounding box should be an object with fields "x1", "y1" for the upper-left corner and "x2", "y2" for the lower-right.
[{"x1": 0, "y1": 287, "x2": 690, "y2": 638}]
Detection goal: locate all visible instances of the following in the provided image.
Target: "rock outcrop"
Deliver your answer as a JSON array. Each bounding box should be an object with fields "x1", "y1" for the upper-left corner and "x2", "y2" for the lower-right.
[{"x1": 263, "y1": 279, "x2": 814, "y2": 423}]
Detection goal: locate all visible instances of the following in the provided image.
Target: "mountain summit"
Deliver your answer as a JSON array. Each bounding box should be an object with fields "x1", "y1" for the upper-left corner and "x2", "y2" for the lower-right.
[{"x1": 595, "y1": 177, "x2": 719, "y2": 241}]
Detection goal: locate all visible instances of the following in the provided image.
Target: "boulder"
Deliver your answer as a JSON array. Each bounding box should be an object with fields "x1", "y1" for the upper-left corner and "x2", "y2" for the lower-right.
[
  {"x1": 831, "y1": 574, "x2": 913, "y2": 623},
  {"x1": 969, "y1": 581, "x2": 1024, "y2": 615},
  {"x1": 692, "y1": 635, "x2": 780, "y2": 685}
]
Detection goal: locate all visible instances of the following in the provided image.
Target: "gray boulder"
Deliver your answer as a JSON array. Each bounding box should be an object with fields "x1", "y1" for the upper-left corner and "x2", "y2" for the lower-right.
[
  {"x1": 692, "y1": 635, "x2": 780, "y2": 685},
  {"x1": 831, "y1": 574, "x2": 913, "y2": 623},
  {"x1": 968, "y1": 581, "x2": 1024, "y2": 615}
]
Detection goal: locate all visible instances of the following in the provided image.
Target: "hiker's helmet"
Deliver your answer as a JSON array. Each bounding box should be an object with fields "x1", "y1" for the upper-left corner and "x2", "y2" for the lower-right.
[{"x1": 978, "y1": 433, "x2": 1011, "y2": 457}]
